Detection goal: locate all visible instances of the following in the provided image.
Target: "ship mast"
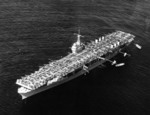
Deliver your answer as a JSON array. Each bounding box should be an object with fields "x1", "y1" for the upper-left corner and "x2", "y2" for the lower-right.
[
  {"x1": 71, "y1": 28, "x2": 84, "y2": 54},
  {"x1": 74, "y1": 28, "x2": 83, "y2": 45}
]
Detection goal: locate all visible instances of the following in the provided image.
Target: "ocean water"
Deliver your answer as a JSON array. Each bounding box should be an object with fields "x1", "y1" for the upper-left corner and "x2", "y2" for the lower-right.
[{"x1": 0, "y1": 0, "x2": 150, "y2": 115}]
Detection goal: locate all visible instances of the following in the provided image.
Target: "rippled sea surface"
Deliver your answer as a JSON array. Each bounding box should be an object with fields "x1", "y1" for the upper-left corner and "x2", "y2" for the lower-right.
[{"x1": 0, "y1": 0, "x2": 150, "y2": 115}]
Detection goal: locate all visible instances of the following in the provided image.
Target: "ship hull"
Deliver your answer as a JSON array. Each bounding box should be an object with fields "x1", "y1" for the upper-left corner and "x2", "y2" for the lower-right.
[{"x1": 19, "y1": 44, "x2": 129, "y2": 99}]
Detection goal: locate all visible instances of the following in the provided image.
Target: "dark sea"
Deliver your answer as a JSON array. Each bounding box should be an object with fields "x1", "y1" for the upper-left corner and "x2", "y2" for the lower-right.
[{"x1": 0, "y1": 0, "x2": 150, "y2": 115}]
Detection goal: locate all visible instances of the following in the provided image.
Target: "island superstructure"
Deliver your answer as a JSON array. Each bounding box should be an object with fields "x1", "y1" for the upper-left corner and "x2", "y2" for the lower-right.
[{"x1": 16, "y1": 30, "x2": 135, "y2": 99}]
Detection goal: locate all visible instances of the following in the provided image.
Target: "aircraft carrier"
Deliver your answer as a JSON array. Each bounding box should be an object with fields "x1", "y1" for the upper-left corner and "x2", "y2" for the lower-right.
[{"x1": 16, "y1": 30, "x2": 135, "y2": 99}]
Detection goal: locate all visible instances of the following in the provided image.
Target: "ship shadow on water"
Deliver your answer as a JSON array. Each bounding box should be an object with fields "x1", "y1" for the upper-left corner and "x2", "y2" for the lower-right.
[{"x1": 20, "y1": 47, "x2": 138, "y2": 115}]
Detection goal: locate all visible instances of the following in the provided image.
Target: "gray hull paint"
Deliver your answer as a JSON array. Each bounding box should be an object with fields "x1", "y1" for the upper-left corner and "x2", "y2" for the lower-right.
[{"x1": 19, "y1": 47, "x2": 122, "y2": 100}]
